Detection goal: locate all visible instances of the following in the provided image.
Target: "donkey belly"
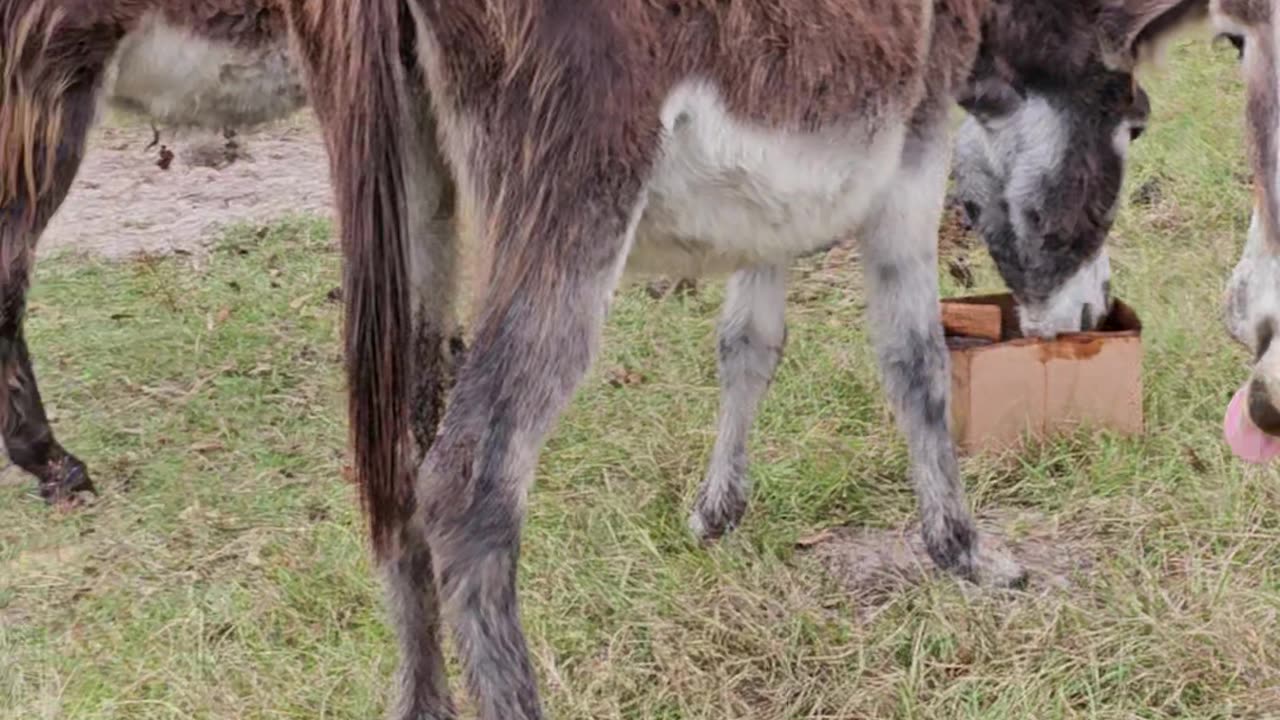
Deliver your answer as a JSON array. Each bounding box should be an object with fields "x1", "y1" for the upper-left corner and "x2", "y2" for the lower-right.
[
  {"x1": 627, "y1": 81, "x2": 906, "y2": 278},
  {"x1": 105, "y1": 14, "x2": 306, "y2": 130}
]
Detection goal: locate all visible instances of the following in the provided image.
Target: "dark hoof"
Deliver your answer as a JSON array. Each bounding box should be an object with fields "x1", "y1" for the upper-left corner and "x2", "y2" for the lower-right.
[
  {"x1": 926, "y1": 522, "x2": 1028, "y2": 589},
  {"x1": 688, "y1": 488, "x2": 748, "y2": 544},
  {"x1": 37, "y1": 453, "x2": 96, "y2": 506}
]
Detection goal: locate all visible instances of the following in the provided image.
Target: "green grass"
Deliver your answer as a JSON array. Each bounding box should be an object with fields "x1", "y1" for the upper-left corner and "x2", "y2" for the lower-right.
[{"x1": 4, "y1": 41, "x2": 1280, "y2": 719}]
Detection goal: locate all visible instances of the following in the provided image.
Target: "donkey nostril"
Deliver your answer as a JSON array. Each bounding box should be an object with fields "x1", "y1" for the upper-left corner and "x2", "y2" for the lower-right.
[
  {"x1": 1247, "y1": 378, "x2": 1280, "y2": 436},
  {"x1": 1080, "y1": 304, "x2": 1094, "y2": 331}
]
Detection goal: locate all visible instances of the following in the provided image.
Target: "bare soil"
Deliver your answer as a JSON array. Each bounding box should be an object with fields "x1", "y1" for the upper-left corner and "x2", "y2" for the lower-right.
[
  {"x1": 39, "y1": 113, "x2": 333, "y2": 261},
  {"x1": 798, "y1": 509, "x2": 1099, "y2": 617}
]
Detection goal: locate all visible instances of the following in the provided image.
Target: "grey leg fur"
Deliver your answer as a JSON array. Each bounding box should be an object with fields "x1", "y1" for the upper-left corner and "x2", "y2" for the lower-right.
[
  {"x1": 858, "y1": 128, "x2": 1026, "y2": 588},
  {"x1": 384, "y1": 531, "x2": 454, "y2": 720},
  {"x1": 417, "y1": 190, "x2": 647, "y2": 720},
  {"x1": 384, "y1": 106, "x2": 461, "y2": 720},
  {"x1": 689, "y1": 264, "x2": 787, "y2": 542}
]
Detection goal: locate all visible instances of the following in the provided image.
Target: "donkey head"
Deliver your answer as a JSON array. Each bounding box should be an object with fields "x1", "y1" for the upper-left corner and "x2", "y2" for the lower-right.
[
  {"x1": 951, "y1": 0, "x2": 1203, "y2": 338},
  {"x1": 1214, "y1": 0, "x2": 1280, "y2": 434}
]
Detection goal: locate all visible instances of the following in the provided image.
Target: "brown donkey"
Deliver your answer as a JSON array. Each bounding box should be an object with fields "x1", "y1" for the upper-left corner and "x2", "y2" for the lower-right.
[
  {"x1": 1, "y1": 1, "x2": 1262, "y2": 719},
  {"x1": 0, "y1": 0, "x2": 305, "y2": 502},
  {"x1": 302, "y1": 2, "x2": 1206, "y2": 717}
]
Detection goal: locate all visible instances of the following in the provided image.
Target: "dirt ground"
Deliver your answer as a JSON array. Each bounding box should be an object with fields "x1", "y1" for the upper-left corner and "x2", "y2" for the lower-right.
[{"x1": 40, "y1": 113, "x2": 334, "y2": 260}]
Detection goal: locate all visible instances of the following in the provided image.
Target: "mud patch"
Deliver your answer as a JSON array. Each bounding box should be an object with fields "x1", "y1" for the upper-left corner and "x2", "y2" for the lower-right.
[
  {"x1": 799, "y1": 510, "x2": 1097, "y2": 615},
  {"x1": 39, "y1": 114, "x2": 333, "y2": 261}
]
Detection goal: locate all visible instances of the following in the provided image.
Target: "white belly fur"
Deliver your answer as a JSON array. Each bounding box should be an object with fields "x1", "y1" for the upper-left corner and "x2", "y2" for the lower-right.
[
  {"x1": 103, "y1": 13, "x2": 306, "y2": 130},
  {"x1": 627, "y1": 80, "x2": 906, "y2": 277}
]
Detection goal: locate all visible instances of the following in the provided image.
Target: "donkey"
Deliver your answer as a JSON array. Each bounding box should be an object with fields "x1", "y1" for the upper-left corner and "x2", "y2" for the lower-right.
[
  {"x1": 0, "y1": 0, "x2": 305, "y2": 502},
  {"x1": 0, "y1": 1, "x2": 1239, "y2": 719},
  {"x1": 289, "y1": 2, "x2": 1196, "y2": 718},
  {"x1": 1215, "y1": 0, "x2": 1280, "y2": 437},
  {"x1": 955, "y1": 0, "x2": 1280, "y2": 448}
]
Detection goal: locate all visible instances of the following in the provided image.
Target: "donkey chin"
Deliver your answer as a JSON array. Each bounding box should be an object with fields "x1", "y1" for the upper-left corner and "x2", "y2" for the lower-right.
[
  {"x1": 102, "y1": 14, "x2": 307, "y2": 132},
  {"x1": 1017, "y1": 249, "x2": 1114, "y2": 339},
  {"x1": 1225, "y1": 211, "x2": 1280, "y2": 437}
]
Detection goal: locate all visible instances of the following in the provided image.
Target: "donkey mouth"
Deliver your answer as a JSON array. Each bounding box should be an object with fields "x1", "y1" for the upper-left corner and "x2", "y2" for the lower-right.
[{"x1": 1247, "y1": 378, "x2": 1280, "y2": 437}]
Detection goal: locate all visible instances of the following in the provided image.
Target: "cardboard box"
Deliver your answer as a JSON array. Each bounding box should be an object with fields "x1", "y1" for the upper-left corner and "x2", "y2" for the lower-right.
[{"x1": 941, "y1": 293, "x2": 1144, "y2": 454}]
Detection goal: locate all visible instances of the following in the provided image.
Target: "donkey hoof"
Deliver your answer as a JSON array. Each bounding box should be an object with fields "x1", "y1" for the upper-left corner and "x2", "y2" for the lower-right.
[
  {"x1": 688, "y1": 492, "x2": 748, "y2": 544},
  {"x1": 925, "y1": 522, "x2": 1027, "y2": 589},
  {"x1": 37, "y1": 454, "x2": 96, "y2": 506}
]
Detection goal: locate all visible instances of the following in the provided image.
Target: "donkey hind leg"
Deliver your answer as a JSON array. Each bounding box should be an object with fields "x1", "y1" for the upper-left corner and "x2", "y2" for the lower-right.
[
  {"x1": 384, "y1": 109, "x2": 464, "y2": 720},
  {"x1": 689, "y1": 264, "x2": 787, "y2": 542},
  {"x1": 858, "y1": 130, "x2": 1025, "y2": 588},
  {"x1": 418, "y1": 186, "x2": 647, "y2": 720},
  {"x1": 0, "y1": 82, "x2": 98, "y2": 504}
]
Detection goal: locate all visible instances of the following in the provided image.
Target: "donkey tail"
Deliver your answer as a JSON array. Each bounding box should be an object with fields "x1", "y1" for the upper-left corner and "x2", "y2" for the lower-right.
[{"x1": 302, "y1": 0, "x2": 417, "y2": 555}]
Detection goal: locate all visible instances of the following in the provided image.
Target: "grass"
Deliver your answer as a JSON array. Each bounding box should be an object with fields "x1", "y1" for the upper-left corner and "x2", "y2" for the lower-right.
[{"x1": 3, "y1": 40, "x2": 1280, "y2": 719}]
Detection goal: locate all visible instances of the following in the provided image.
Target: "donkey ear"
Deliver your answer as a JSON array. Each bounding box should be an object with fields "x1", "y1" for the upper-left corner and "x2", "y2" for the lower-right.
[{"x1": 1098, "y1": 0, "x2": 1211, "y2": 70}]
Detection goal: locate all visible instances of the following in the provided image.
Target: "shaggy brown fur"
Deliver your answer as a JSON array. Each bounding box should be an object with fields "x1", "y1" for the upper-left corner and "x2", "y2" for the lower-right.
[
  {"x1": 0, "y1": 0, "x2": 297, "y2": 502},
  {"x1": 2, "y1": 2, "x2": 1251, "y2": 719}
]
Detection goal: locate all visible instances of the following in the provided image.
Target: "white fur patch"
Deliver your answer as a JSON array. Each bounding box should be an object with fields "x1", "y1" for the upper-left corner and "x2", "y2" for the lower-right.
[
  {"x1": 1018, "y1": 249, "x2": 1112, "y2": 339},
  {"x1": 1112, "y1": 118, "x2": 1141, "y2": 158},
  {"x1": 1000, "y1": 99, "x2": 1069, "y2": 231},
  {"x1": 1209, "y1": 0, "x2": 1252, "y2": 37},
  {"x1": 105, "y1": 13, "x2": 305, "y2": 130},
  {"x1": 1225, "y1": 210, "x2": 1280, "y2": 348},
  {"x1": 625, "y1": 80, "x2": 907, "y2": 277}
]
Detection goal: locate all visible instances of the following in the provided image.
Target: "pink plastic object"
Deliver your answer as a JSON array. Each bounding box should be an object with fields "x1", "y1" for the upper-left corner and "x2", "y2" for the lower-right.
[{"x1": 1223, "y1": 384, "x2": 1280, "y2": 464}]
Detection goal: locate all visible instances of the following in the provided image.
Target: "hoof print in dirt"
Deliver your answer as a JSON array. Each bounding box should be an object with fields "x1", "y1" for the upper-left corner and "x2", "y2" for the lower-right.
[{"x1": 799, "y1": 511, "x2": 1094, "y2": 614}]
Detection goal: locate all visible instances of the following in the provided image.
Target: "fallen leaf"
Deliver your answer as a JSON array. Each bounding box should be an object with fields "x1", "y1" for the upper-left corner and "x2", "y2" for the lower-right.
[
  {"x1": 1185, "y1": 446, "x2": 1208, "y2": 474},
  {"x1": 795, "y1": 529, "x2": 837, "y2": 549},
  {"x1": 947, "y1": 257, "x2": 975, "y2": 289},
  {"x1": 606, "y1": 367, "x2": 646, "y2": 388}
]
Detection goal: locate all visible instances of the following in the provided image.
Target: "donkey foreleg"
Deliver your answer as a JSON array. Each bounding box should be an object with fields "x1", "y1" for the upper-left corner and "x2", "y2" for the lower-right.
[
  {"x1": 859, "y1": 129, "x2": 1025, "y2": 588},
  {"x1": 689, "y1": 264, "x2": 787, "y2": 542}
]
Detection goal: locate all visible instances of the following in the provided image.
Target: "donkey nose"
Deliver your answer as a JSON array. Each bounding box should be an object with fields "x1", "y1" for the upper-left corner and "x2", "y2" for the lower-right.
[{"x1": 1247, "y1": 378, "x2": 1280, "y2": 437}]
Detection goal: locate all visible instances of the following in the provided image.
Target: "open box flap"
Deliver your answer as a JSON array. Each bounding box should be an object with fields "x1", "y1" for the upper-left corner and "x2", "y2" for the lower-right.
[{"x1": 941, "y1": 292, "x2": 1142, "y2": 342}]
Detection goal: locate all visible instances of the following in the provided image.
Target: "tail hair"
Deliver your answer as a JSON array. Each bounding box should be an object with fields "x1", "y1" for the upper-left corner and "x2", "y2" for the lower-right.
[{"x1": 302, "y1": 0, "x2": 417, "y2": 555}]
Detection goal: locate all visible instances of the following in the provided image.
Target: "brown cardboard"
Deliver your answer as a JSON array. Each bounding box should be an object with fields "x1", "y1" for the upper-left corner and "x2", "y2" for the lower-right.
[
  {"x1": 940, "y1": 302, "x2": 1003, "y2": 341},
  {"x1": 942, "y1": 293, "x2": 1143, "y2": 454}
]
